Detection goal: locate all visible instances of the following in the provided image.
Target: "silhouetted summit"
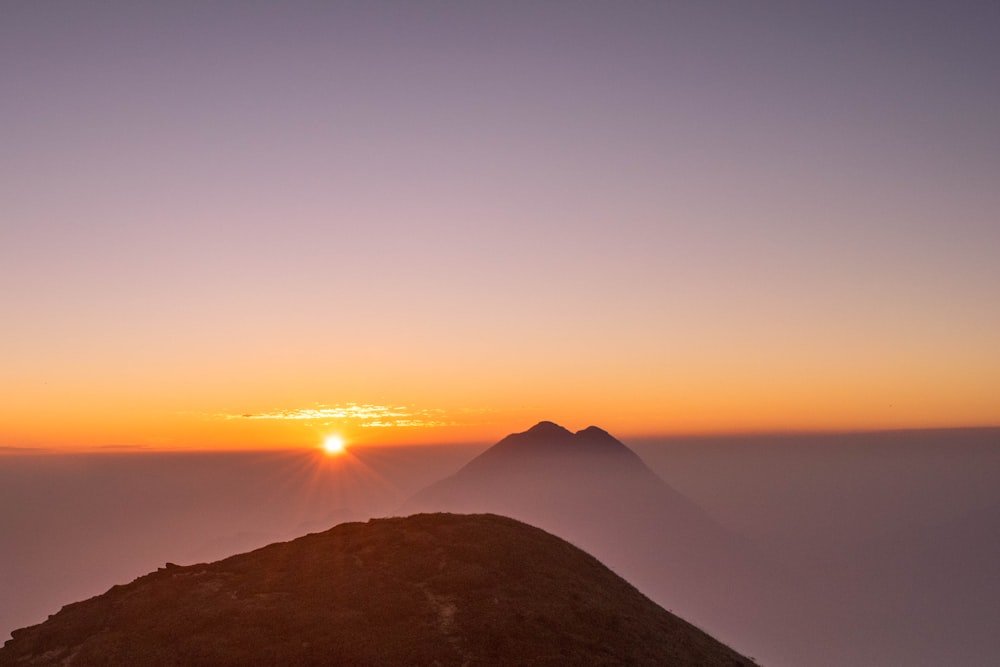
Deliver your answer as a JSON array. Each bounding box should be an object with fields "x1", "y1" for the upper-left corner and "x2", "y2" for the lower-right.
[
  {"x1": 508, "y1": 421, "x2": 624, "y2": 447},
  {"x1": 461, "y1": 421, "x2": 647, "y2": 478},
  {"x1": 0, "y1": 514, "x2": 754, "y2": 667},
  {"x1": 525, "y1": 420, "x2": 571, "y2": 437},
  {"x1": 576, "y1": 425, "x2": 614, "y2": 438}
]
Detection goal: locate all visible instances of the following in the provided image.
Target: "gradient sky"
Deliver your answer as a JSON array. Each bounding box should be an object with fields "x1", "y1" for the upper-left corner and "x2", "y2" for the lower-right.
[{"x1": 3, "y1": 1, "x2": 999, "y2": 449}]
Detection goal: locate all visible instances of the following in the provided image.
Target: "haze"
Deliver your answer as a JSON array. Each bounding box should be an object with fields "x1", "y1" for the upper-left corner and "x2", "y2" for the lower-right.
[{"x1": 4, "y1": 428, "x2": 999, "y2": 666}]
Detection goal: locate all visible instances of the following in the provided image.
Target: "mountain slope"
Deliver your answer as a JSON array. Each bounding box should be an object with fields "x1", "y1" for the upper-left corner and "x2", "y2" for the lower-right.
[
  {"x1": 0, "y1": 513, "x2": 754, "y2": 667},
  {"x1": 404, "y1": 422, "x2": 782, "y2": 661}
]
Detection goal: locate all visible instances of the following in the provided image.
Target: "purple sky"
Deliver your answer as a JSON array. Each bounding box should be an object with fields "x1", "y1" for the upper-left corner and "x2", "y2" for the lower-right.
[{"x1": 2, "y1": 2, "x2": 999, "y2": 447}]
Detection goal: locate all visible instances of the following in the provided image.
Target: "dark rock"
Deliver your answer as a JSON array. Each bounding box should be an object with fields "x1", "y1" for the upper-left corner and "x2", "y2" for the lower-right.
[{"x1": 0, "y1": 513, "x2": 754, "y2": 666}]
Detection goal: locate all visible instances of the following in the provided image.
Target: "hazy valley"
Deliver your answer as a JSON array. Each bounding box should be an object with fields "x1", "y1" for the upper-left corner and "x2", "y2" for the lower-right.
[{"x1": 3, "y1": 425, "x2": 999, "y2": 666}]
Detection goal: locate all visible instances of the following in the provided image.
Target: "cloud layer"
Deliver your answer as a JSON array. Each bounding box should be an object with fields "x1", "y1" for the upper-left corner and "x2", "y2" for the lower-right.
[{"x1": 219, "y1": 403, "x2": 453, "y2": 429}]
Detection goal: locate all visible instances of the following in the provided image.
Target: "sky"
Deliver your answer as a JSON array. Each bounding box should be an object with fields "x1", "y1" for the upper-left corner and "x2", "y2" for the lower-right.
[{"x1": 3, "y1": 1, "x2": 999, "y2": 449}]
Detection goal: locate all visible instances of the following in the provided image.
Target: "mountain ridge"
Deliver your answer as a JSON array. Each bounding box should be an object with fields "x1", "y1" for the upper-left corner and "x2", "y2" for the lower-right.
[
  {"x1": 0, "y1": 513, "x2": 755, "y2": 666},
  {"x1": 456, "y1": 421, "x2": 650, "y2": 478}
]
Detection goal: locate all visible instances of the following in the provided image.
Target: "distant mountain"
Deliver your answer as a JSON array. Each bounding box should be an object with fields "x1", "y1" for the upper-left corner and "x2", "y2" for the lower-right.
[
  {"x1": 404, "y1": 422, "x2": 784, "y2": 661},
  {"x1": 0, "y1": 513, "x2": 755, "y2": 667}
]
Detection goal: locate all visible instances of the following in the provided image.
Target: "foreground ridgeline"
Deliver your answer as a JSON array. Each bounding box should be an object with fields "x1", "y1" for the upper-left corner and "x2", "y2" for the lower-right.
[{"x1": 1, "y1": 513, "x2": 754, "y2": 666}]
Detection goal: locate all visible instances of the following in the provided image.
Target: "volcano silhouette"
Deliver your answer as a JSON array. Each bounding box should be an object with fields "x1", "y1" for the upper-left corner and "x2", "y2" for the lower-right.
[
  {"x1": 0, "y1": 514, "x2": 755, "y2": 666},
  {"x1": 404, "y1": 422, "x2": 781, "y2": 655}
]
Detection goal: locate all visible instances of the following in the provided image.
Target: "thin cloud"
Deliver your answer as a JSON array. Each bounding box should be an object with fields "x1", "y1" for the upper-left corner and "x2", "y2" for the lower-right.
[{"x1": 216, "y1": 403, "x2": 458, "y2": 429}]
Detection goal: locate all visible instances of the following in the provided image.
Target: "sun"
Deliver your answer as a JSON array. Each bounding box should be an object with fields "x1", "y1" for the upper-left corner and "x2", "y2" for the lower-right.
[{"x1": 321, "y1": 435, "x2": 346, "y2": 456}]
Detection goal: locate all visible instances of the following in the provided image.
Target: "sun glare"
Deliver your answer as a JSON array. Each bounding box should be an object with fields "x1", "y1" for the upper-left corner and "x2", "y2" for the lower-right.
[{"x1": 322, "y1": 435, "x2": 346, "y2": 456}]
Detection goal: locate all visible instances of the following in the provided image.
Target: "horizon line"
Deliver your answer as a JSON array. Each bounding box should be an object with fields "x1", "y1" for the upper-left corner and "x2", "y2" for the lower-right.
[{"x1": 3, "y1": 423, "x2": 999, "y2": 454}]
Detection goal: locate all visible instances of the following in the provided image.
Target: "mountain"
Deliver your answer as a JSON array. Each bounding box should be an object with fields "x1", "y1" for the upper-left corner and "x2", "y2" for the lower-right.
[
  {"x1": 403, "y1": 422, "x2": 785, "y2": 662},
  {"x1": 0, "y1": 513, "x2": 755, "y2": 667}
]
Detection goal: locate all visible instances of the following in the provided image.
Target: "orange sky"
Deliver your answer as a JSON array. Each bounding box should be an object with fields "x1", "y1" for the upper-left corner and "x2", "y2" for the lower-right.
[
  {"x1": 3, "y1": 4, "x2": 999, "y2": 450},
  {"x1": 5, "y1": 341, "x2": 998, "y2": 450}
]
